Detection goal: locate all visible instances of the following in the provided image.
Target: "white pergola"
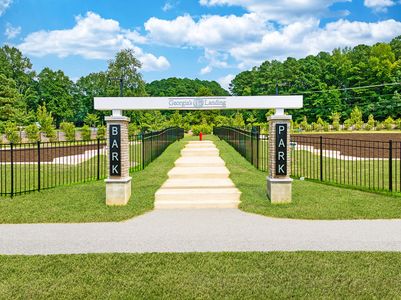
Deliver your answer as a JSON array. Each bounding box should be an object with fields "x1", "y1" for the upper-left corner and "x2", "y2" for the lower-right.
[{"x1": 95, "y1": 95, "x2": 303, "y2": 205}]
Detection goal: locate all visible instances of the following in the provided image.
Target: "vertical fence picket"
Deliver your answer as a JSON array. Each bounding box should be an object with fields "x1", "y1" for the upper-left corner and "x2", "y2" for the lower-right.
[
  {"x1": 10, "y1": 143, "x2": 14, "y2": 198},
  {"x1": 389, "y1": 140, "x2": 393, "y2": 192}
]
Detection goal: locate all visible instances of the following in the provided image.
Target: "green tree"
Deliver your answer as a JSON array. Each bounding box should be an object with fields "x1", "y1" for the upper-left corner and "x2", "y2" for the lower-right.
[
  {"x1": 0, "y1": 74, "x2": 23, "y2": 124},
  {"x1": 232, "y1": 112, "x2": 245, "y2": 128},
  {"x1": 60, "y1": 122, "x2": 76, "y2": 141},
  {"x1": 37, "y1": 68, "x2": 75, "y2": 126},
  {"x1": 4, "y1": 121, "x2": 20, "y2": 144},
  {"x1": 37, "y1": 105, "x2": 56, "y2": 140},
  {"x1": 25, "y1": 124, "x2": 40, "y2": 142},
  {"x1": 84, "y1": 113, "x2": 100, "y2": 127},
  {"x1": 80, "y1": 125, "x2": 92, "y2": 140},
  {"x1": 75, "y1": 72, "x2": 109, "y2": 124},
  {"x1": 330, "y1": 112, "x2": 341, "y2": 131},
  {"x1": 107, "y1": 49, "x2": 146, "y2": 96}
]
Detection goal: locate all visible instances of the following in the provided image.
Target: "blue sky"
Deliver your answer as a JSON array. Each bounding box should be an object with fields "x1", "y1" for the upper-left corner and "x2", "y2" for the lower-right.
[{"x1": 1, "y1": 0, "x2": 401, "y2": 89}]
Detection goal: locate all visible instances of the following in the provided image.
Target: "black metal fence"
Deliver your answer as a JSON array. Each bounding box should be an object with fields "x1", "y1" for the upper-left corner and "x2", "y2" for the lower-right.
[
  {"x1": 0, "y1": 127, "x2": 184, "y2": 197},
  {"x1": 292, "y1": 135, "x2": 401, "y2": 193},
  {"x1": 213, "y1": 126, "x2": 260, "y2": 168},
  {"x1": 141, "y1": 127, "x2": 184, "y2": 169},
  {"x1": 214, "y1": 126, "x2": 401, "y2": 194}
]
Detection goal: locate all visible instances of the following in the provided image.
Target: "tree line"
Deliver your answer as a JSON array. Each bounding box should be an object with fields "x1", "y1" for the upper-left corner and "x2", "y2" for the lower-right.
[
  {"x1": 1, "y1": 35, "x2": 401, "y2": 141},
  {"x1": 231, "y1": 35, "x2": 401, "y2": 123}
]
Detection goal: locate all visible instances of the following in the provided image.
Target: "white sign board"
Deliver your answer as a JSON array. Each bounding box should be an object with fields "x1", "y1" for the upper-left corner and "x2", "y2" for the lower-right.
[{"x1": 94, "y1": 96, "x2": 303, "y2": 111}]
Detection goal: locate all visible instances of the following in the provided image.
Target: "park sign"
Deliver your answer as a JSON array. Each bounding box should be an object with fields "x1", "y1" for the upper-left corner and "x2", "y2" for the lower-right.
[
  {"x1": 109, "y1": 124, "x2": 121, "y2": 176},
  {"x1": 275, "y1": 123, "x2": 287, "y2": 176},
  {"x1": 94, "y1": 96, "x2": 303, "y2": 111}
]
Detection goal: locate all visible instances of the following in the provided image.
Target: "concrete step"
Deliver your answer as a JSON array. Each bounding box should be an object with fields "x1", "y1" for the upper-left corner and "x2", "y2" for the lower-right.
[
  {"x1": 155, "y1": 187, "x2": 241, "y2": 201},
  {"x1": 185, "y1": 143, "x2": 216, "y2": 149},
  {"x1": 174, "y1": 156, "x2": 225, "y2": 167},
  {"x1": 187, "y1": 141, "x2": 214, "y2": 144},
  {"x1": 155, "y1": 199, "x2": 240, "y2": 209},
  {"x1": 168, "y1": 167, "x2": 230, "y2": 179},
  {"x1": 181, "y1": 148, "x2": 219, "y2": 157},
  {"x1": 162, "y1": 178, "x2": 235, "y2": 189}
]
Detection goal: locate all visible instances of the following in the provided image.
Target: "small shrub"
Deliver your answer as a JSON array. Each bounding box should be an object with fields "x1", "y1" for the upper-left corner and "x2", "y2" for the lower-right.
[
  {"x1": 376, "y1": 122, "x2": 385, "y2": 131},
  {"x1": 183, "y1": 123, "x2": 191, "y2": 132},
  {"x1": 60, "y1": 122, "x2": 76, "y2": 141},
  {"x1": 383, "y1": 117, "x2": 394, "y2": 130},
  {"x1": 232, "y1": 112, "x2": 245, "y2": 128},
  {"x1": 350, "y1": 106, "x2": 363, "y2": 125},
  {"x1": 25, "y1": 124, "x2": 40, "y2": 142},
  {"x1": 84, "y1": 113, "x2": 100, "y2": 127},
  {"x1": 395, "y1": 118, "x2": 401, "y2": 129},
  {"x1": 81, "y1": 125, "x2": 92, "y2": 140},
  {"x1": 37, "y1": 105, "x2": 56, "y2": 141},
  {"x1": 5, "y1": 122, "x2": 20, "y2": 144},
  {"x1": 367, "y1": 114, "x2": 375, "y2": 130},
  {"x1": 312, "y1": 121, "x2": 323, "y2": 132},
  {"x1": 128, "y1": 123, "x2": 139, "y2": 136},
  {"x1": 192, "y1": 124, "x2": 212, "y2": 136},
  {"x1": 299, "y1": 116, "x2": 311, "y2": 132},
  {"x1": 354, "y1": 121, "x2": 364, "y2": 131},
  {"x1": 97, "y1": 125, "x2": 106, "y2": 139},
  {"x1": 343, "y1": 119, "x2": 352, "y2": 130},
  {"x1": 330, "y1": 112, "x2": 341, "y2": 131}
]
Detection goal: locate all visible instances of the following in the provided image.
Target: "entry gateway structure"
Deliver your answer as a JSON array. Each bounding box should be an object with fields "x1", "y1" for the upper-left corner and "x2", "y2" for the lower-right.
[{"x1": 94, "y1": 96, "x2": 303, "y2": 205}]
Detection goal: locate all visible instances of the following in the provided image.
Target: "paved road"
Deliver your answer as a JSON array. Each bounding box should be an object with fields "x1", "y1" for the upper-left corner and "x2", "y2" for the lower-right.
[{"x1": 1, "y1": 209, "x2": 401, "y2": 255}]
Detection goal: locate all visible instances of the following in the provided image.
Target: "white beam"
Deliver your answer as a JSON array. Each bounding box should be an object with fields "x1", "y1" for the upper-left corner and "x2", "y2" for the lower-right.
[{"x1": 94, "y1": 96, "x2": 303, "y2": 111}]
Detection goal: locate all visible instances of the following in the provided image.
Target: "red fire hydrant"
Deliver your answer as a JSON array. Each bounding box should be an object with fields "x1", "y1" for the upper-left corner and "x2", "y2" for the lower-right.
[{"x1": 199, "y1": 132, "x2": 203, "y2": 141}]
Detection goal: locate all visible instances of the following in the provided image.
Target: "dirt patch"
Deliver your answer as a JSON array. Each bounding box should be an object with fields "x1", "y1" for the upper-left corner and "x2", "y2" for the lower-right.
[{"x1": 292, "y1": 133, "x2": 401, "y2": 158}]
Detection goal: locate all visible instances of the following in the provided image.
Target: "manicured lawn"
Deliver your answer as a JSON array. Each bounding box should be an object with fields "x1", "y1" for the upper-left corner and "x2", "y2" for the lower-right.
[
  {"x1": 0, "y1": 139, "x2": 185, "y2": 224},
  {"x1": 1, "y1": 252, "x2": 401, "y2": 299},
  {"x1": 214, "y1": 137, "x2": 401, "y2": 219}
]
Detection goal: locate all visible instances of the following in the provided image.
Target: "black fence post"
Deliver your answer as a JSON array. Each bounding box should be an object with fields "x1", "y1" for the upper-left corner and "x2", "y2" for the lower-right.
[
  {"x1": 389, "y1": 140, "x2": 393, "y2": 192},
  {"x1": 320, "y1": 136, "x2": 323, "y2": 182},
  {"x1": 10, "y1": 143, "x2": 14, "y2": 197},
  {"x1": 256, "y1": 126, "x2": 260, "y2": 169},
  {"x1": 37, "y1": 141, "x2": 41, "y2": 192},
  {"x1": 141, "y1": 132, "x2": 145, "y2": 170},
  {"x1": 251, "y1": 128, "x2": 254, "y2": 166},
  {"x1": 97, "y1": 138, "x2": 100, "y2": 180}
]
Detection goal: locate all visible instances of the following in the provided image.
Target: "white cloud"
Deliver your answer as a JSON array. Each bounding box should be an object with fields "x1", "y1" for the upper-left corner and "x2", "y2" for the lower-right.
[
  {"x1": 0, "y1": 0, "x2": 12, "y2": 16},
  {"x1": 18, "y1": 12, "x2": 169, "y2": 72},
  {"x1": 200, "y1": 65, "x2": 212, "y2": 75},
  {"x1": 144, "y1": 13, "x2": 268, "y2": 49},
  {"x1": 230, "y1": 19, "x2": 401, "y2": 68},
  {"x1": 217, "y1": 74, "x2": 235, "y2": 91},
  {"x1": 199, "y1": 0, "x2": 350, "y2": 24},
  {"x1": 364, "y1": 0, "x2": 396, "y2": 12},
  {"x1": 4, "y1": 23, "x2": 21, "y2": 39},
  {"x1": 162, "y1": 2, "x2": 173, "y2": 12},
  {"x1": 143, "y1": 9, "x2": 401, "y2": 73}
]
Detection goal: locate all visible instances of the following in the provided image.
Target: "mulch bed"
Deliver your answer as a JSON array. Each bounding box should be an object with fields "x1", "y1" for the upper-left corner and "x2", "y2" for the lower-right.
[
  {"x1": 0, "y1": 142, "x2": 106, "y2": 163},
  {"x1": 292, "y1": 133, "x2": 401, "y2": 158}
]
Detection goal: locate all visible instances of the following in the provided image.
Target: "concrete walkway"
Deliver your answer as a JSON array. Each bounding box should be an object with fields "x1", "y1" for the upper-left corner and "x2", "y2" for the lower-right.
[
  {"x1": 155, "y1": 141, "x2": 241, "y2": 209},
  {"x1": 1, "y1": 209, "x2": 401, "y2": 255}
]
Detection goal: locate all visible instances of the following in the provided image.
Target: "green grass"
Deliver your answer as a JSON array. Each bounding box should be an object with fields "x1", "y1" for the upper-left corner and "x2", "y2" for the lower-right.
[
  {"x1": 214, "y1": 137, "x2": 401, "y2": 219},
  {"x1": 1, "y1": 252, "x2": 401, "y2": 299},
  {"x1": 0, "y1": 139, "x2": 186, "y2": 224}
]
